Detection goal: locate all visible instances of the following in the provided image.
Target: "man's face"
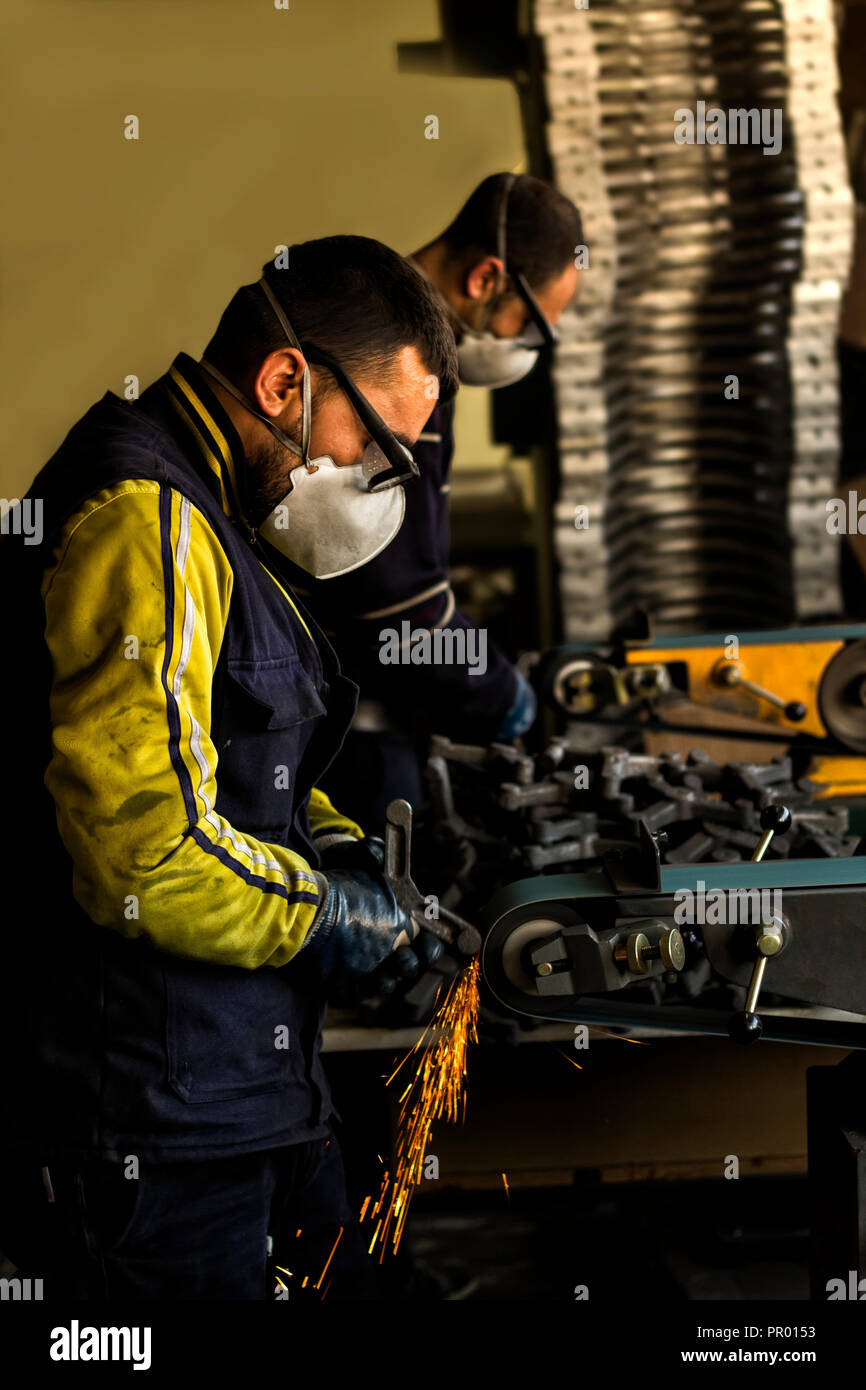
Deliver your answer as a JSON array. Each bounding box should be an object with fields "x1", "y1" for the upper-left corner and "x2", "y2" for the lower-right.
[
  {"x1": 306, "y1": 344, "x2": 434, "y2": 467},
  {"x1": 246, "y1": 344, "x2": 435, "y2": 518},
  {"x1": 483, "y1": 262, "x2": 579, "y2": 339}
]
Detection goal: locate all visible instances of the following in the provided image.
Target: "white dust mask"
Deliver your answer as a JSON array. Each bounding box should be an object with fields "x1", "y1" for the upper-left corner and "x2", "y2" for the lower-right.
[
  {"x1": 258, "y1": 443, "x2": 405, "y2": 580},
  {"x1": 455, "y1": 319, "x2": 545, "y2": 388}
]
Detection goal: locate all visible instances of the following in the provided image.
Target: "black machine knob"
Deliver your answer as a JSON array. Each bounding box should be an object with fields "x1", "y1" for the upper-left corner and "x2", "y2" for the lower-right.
[
  {"x1": 760, "y1": 804, "x2": 792, "y2": 835},
  {"x1": 729, "y1": 1010, "x2": 763, "y2": 1044},
  {"x1": 751, "y1": 803, "x2": 792, "y2": 862}
]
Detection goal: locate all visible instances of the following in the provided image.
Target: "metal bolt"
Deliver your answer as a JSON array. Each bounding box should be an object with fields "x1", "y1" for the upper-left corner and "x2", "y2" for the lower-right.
[
  {"x1": 657, "y1": 928, "x2": 687, "y2": 971},
  {"x1": 615, "y1": 926, "x2": 685, "y2": 975},
  {"x1": 755, "y1": 913, "x2": 787, "y2": 958}
]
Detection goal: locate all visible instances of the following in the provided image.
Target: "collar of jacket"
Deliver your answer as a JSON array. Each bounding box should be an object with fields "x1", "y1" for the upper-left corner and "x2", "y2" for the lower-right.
[{"x1": 160, "y1": 352, "x2": 257, "y2": 537}]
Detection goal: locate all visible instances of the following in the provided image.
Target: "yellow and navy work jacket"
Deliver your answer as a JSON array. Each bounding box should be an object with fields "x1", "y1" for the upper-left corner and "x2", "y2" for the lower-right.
[{"x1": 1, "y1": 353, "x2": 362, "y2": 1162}]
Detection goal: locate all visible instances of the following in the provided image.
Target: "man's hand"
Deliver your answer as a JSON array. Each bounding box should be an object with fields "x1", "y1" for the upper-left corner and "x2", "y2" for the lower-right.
[
  {"x1": 298, "y1": 866, "x2": 418, "y2": 987},
  {"x1": 372, "y1": 929, "x2": 445, "y2": 995},
  {"x1": 315, "y1": 833, "x2": 452, "y2": 1007},
  {"x1": 495, "y1": 667, "x2": 537, "y2": 741}
]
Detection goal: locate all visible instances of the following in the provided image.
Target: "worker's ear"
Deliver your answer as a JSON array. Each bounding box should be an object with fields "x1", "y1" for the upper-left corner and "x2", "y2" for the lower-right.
[
  {"x1": 464, "y1": 254, "x2": 505, "y2": 303},
  {"x1": 252, "y1": 348, "x2": 307, "y2": 419}
]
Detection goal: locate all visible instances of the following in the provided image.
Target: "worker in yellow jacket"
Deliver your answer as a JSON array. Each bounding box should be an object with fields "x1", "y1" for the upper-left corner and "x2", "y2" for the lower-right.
[{"x1": 0, "y1": 235, "x2": 458, "y2": 1301}]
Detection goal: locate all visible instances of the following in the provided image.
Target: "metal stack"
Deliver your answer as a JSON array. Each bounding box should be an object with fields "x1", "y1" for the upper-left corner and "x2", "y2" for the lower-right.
[
  {"x1": 536, "y1": 0, "x2": 854, "y2": 639},
  {"x1": 424, "y1": 734, "x2": 851, "y2": 907},
  {"x1": 783, "y1": 0, "x2": 854, "y2": 616}
]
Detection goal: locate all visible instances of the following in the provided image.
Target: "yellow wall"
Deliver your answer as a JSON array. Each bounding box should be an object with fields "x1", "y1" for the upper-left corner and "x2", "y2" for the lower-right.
[{"x1": 2, "y1": 0, "x2": 523, "y2": 493}]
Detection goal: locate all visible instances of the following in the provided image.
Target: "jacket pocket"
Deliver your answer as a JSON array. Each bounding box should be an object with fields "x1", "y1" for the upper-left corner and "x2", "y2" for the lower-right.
[
  {"x1": 165, "y1": 958, "x2": 296, "y2": 1103},
  {"x1": 225, "y1": 659, "x2": 327, "y2": 729},
  {"x1": 214, "y1": 659, "x2": 328, "y2": 841}
]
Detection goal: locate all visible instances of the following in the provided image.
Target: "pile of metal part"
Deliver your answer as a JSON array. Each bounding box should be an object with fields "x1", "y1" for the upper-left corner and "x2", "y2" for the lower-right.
[
  {"x1": 423, "y1": 735, "x2": 852, "y2": 912},
  {"x1": 535, "y1": 0, "x2": 854, "y2": 639}
]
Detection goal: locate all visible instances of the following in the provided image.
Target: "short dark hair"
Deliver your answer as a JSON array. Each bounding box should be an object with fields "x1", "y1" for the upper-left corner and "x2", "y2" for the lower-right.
[
  {"x1": 435, "y1": 173, "x2": 583, "y2": 293},
  {"x1": 204, "y1": 234, "x2": 459, "y2": 402}
]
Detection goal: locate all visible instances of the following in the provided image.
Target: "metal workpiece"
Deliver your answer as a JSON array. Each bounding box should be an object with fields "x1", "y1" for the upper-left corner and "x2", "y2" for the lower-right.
[
  {"x1": 525, "y1": 836, "x2": 599, "y2": 870},
  {"x1": 499, "y1": 780, "x2": 569, "y2": 812},
  {"x1": 429, "y1": 735, "x2": 536, "y2": 786},
  {"x1": 427, "y1": 728, "x2": 853, "y2": 892}
]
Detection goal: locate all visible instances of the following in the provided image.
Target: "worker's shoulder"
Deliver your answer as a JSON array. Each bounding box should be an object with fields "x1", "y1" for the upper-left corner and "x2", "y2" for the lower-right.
[
  {"x1": 43, "y1": 481, "x2": 230, "y2": 591},
  {"x1": 55, "y1": 478, "x2": 222, "y2": 545}
]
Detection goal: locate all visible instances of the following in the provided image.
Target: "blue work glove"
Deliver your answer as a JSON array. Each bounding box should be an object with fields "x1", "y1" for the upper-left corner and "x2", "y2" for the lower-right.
[
  {"x1": 372, "y1": 930, "x2": 446, "y2": 995},
  {"x1": 316, "y1": 835, "x2": 446, "y2": 995},
  {"x1": 494, "y1": 668, "x2": 537, "y2": 741},
  {"x1": 299, "y1": 867, "x2": 418, "y2": 987}
]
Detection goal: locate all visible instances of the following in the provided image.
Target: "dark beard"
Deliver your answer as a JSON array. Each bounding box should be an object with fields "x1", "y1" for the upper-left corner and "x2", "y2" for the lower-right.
[
  {"x1": 243, "y1": 383, "x2": 333, "y2": 527},
  {"x1": 245, "y1": 432, "x2": 296, "y2": 526}
]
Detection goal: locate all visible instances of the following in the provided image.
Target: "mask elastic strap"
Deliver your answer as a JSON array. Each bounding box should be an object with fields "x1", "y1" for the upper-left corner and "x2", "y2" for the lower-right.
[
  {"x1": 479, "y1": 173, "x2": 516, "y2": 334},
  {"x1": 198, "y1": 358, "x2": 303, "y2": 458},
  {"x1": 496, "y1": 173, "x2": 515, "y2": 268},
  {"x1": 258, "y1": 277, "x2": 313, "y2": 466}
]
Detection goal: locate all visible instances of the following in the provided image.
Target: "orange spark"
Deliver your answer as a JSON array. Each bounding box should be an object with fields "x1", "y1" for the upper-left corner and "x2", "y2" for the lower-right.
[
  {"x1": 590, "y1": 1028, "x2": 650, "y2": 1045},
  {"x1": 555, "y1": 1047, "x2": 584, "y2": 1071},
  {"x1": 365, "y1": 956, "x2": 481, "y2": 1259},
  {"x1": 368, "y1": 1218, "x2": 383, "y2": 1254},
  {"x1": 315, "y1": 1227, "x2": 343, "y2": 1290}
]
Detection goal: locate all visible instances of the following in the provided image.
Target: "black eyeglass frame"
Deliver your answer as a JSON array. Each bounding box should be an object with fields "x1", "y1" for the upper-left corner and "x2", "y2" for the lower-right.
[
  {"x1": 300, "y1": 343, "x2": 420, "y2": 492},
  {"x1": 491, "y1": 176, "x2": 559, "y2": 352},
  {"x1": 508, "y1": 266, "x2": 559, "y2": 350}
]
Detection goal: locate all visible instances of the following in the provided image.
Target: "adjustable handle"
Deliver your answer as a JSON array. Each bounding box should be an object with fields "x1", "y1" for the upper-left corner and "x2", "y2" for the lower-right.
[
  {"x1": 716, "y1": 661, "x2": 806, "y2": 722},
  {"x1": 728, "y1": 805, "x2": 791, "y2": 1043}
]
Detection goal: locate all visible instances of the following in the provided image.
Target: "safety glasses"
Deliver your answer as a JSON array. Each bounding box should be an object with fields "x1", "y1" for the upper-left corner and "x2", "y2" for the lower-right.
[
  {"x1": 508, "y1": 266, "x2": 559, "y2": 350},
  {"x1": 300, "y1": 343, "x2": 420, "y2": 493}
]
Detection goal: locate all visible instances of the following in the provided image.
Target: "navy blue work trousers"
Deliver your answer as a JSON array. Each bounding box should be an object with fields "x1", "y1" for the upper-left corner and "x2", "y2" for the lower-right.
[{"x1": 0, "y1": 1127, "x2": 377, "y2": 1301}]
